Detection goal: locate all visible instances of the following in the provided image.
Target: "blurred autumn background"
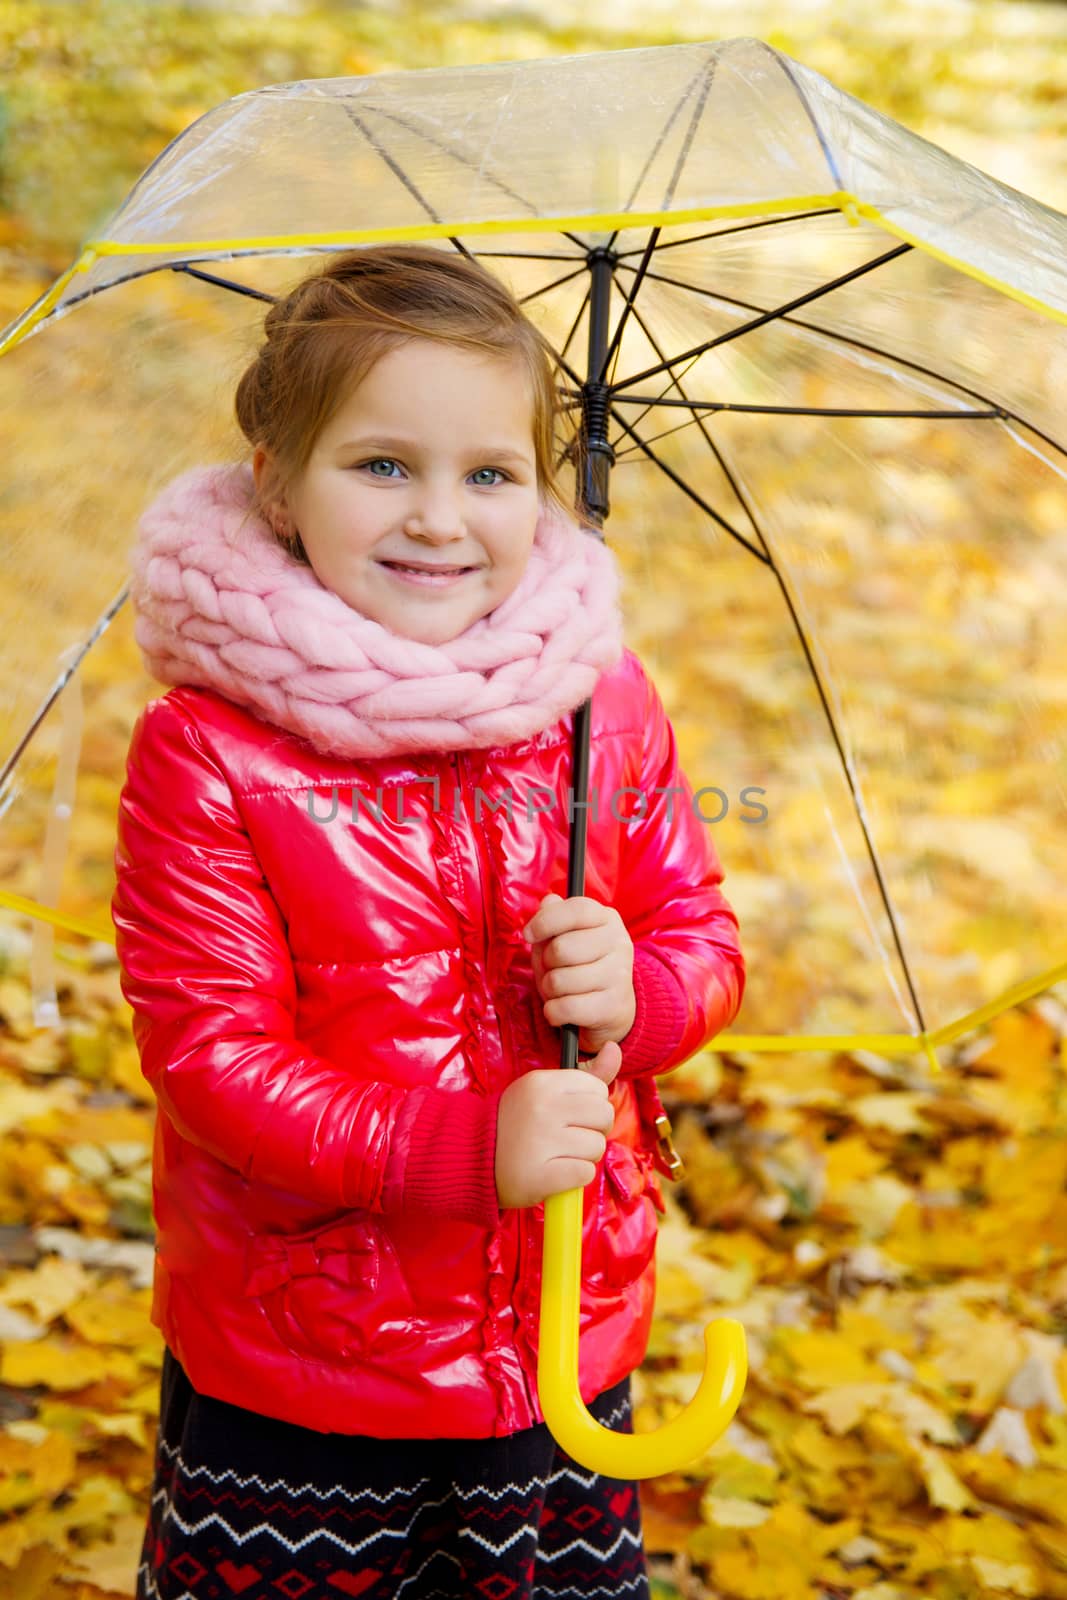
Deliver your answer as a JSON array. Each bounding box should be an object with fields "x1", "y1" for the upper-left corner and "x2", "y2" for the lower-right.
[{"x1": 2, "y1": 1, "x2": 1067, "y2": 1597}]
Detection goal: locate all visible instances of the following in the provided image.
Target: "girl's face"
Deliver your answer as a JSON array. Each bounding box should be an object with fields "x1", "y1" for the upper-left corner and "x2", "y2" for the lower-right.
[{"x1": 253, "y1": 340, "x2": 544, "y2": 647}]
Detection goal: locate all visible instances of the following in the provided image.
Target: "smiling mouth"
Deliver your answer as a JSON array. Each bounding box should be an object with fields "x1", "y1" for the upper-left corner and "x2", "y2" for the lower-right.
[
  {"x1": 378, "y1": 561, "x2": 483, "y2": 588},
  {"x1": 381, "y1": 562, "x2": 477, "y2": 574}
]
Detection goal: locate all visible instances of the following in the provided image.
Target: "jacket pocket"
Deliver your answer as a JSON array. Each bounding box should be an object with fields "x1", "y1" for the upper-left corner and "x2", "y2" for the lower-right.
[
  {"x1": 582, "y1": 1141, "x2": 663, "y2": 1296},
  {"x1": 244, "y1": 1214, "x2": 426, "y2": 1364}
]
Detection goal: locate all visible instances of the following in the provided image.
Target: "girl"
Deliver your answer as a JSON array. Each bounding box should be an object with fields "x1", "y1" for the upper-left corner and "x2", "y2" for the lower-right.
[{"x1": 112, "y1": 243, "x2": 746, "y2": 1600}]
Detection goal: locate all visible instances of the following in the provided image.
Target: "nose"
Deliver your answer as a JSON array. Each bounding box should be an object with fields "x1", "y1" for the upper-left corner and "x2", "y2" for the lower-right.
[{"x1": 403, "y1": 482, "x2": 466, "y2": 543}]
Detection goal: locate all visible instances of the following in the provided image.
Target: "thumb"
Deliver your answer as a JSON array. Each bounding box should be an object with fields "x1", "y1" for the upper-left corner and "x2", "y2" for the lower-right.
[{"x1": 580, "y1": 1039, "x2": 623, "y2": 1086}]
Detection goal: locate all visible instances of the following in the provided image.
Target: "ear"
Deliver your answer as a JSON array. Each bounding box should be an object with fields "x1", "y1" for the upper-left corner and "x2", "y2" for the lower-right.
[
  {"x1": 252, "y1": 445, "x2": 278, "y2": 503},
  {"x1": 252, "y1": 446, "x2": 293, "y2": 534}
]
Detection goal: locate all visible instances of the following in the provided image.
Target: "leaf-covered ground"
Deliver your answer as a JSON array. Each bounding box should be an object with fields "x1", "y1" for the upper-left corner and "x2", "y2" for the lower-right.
[
  {"x1": 637, "y1": 1007, "x2": 1067, "y2": 1599},
  {"x1": 1, "y1": 916, "x2": 1066, "y2": 1597}
]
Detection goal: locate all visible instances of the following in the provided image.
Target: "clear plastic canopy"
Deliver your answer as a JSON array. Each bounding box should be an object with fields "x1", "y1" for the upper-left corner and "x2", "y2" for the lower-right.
[{"x1": 2, "y1": 35, "x2": 1065, "y2": 1060}]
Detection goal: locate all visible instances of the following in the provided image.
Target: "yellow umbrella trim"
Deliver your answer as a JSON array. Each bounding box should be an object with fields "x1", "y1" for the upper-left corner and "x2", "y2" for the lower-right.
[
  {"x1": 3, "y1": 886, "x2": 1066, "y2": 1076},
  {"x1": 3, "y1": 191, "x2": 1067, "y2": 363}
]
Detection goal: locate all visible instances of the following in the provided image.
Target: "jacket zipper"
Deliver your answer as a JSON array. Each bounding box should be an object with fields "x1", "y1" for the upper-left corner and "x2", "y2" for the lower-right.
[
  {"x1": 451, "y1": 751, "x2": 491, "y2": 962},
  {"x1": 452, "y1": 748, "x2": 539, "y2": 1421}
]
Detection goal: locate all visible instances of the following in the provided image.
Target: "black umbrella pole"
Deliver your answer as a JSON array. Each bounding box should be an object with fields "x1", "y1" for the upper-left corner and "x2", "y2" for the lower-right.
[
  {"x1": 559, "y1": 248, "x2": 616, "y2": 1075},
  {"x1": 559, "y1": 695, "x2": 593, "y2": 1073}
]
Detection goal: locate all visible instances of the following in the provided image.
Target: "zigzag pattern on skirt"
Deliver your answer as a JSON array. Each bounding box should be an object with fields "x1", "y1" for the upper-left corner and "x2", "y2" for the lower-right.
[{"x1": 136, "y1": 1347, "x2": 651, "y2": 1600}]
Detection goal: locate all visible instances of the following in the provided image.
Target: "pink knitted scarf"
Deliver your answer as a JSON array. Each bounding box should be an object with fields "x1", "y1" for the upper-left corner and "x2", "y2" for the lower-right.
[{"x1": 130, "y1": 462, "x2": 626, "y2": 760}]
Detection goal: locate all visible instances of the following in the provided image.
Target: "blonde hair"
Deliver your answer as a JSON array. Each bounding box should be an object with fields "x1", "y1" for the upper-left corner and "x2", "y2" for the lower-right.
[{"x1": 234, "y1": 243, "x2": 585, "y2": 561}]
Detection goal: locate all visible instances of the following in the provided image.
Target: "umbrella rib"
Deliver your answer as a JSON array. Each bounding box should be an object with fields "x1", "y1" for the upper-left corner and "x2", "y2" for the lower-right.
[
  {"x1": 766, "y1": 612, "x2": 932, "y2": 1040},
  {"x1": 612, "y1": 242, "x2": 914, "y2": 393},
  {"x1": 599, "y1": 296, "x2": 766, "y2": 552},
  {"x1": 558, "y1": 282, "x2": 593, "y2": 368},
  {"x1": 473, "y1": 250, "x2": 591, "y2": 261},
  {"x1": 338, "y1": 100, "x2": 602, "y2": 263},
  {"x1": 0, "y1": 585, "x2": 130, "y2": 790},
  {"x1": 612, "y1": 210, "x2": 843, "y2": 258},
  {"x1": 339, "y1": 105, "x2": 448, "y2": 224},
  {"x1": 175, "y1": 245, "x2": 578, "y2": 306},
  {"x1": 767, "y1": 47, "x2": 847, "y2": 189},
  {"x1": 595, "y1": 46, "x2": 719, "y2": 280},
  {"x1": 601, "y1": 399, "x2": 931, "y2": 1039},
  {"x1": 598, "y1": 50, "x2": 717, "y2": 387},
  {"x1": 599, "y1": 395, "x2": 768, "y2": 560},
  {"x1": 598, "y1": 229, "x2": 662, "y2": 387},
  {"x1": 639, "y1": 48, "x2": 719, "y2": 219},
  {"x1": 18, "y1": 249, "x2": 345, "y2": 330},
  {"x1": 174, "y1": 264, "x2": 276, "y2": 302},
  {"x1": 614, "y1": 261, "x2": 1067, "y2": 461},
  {"x1": 515, "y1": 263, "x2": 590, "y2": 305},
  {"x1": 611, "y1": 398, "x2": 999, "y2": 420},
  {"x1": 337, "y1": 102, "x2": 591, "y2": 251},
  {"x1": 334, "y1": 102, "x2": 594, "y2": 254}
]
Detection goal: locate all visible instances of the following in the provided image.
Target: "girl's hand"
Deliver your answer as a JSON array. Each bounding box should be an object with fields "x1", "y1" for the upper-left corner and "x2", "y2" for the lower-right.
[
  {"x1": 522, "y1": 893, "x2": 636, "y2": 1056},
  {"x1": 495, "y1": 1044, "x2": 622, "y2": 1209}
]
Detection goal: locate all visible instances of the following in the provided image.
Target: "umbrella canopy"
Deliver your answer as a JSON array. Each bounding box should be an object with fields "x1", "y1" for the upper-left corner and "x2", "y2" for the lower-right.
[{"x1": 2, "y1": 33, "x2": 1066, "y2": 1065}]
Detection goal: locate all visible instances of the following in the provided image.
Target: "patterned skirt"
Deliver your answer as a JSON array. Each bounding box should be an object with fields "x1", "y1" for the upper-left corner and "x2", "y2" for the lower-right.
[{"x1": 136, "y1": 1345, "x2": 652, "y2": 1600}]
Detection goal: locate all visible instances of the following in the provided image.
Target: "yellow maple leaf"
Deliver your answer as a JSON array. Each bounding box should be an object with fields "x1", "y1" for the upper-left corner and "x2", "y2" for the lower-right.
[
  {"x1": 970, "y1": 1555, "x2": 1038, "y2": 1596},
  {"x1": 884, "y1": 1385, "x2": 959, "y2": 1446},
  {"x1": 707, "y1": 1497, "x2": 771, "y2": 1528},
  {"x1": 0, "y1": 1079, "x2": 77, "y2": 1139},
  {"x1": 64, "y1": 1284, "x2": 152, "y2": 1347},
  {"x1": 1036, "y1": 1413, "x2": 1067, "y2": 1471},
  {"x1": 944, "y1": 1509, "x2": 1033, "y2": 1565},
  {"x1": 702, "y1": 1454, "x2": 780, "y2": 1507},
  {"x1": 803, "y1": 1382, "x2": 890, "y2": 1435},
  {"x1": 0, "y1": 1338, "x2": 133, "y2": 1392},
  {"x1": 63, "y1": 1511, "x2": 145, "y2": 1596},
  {"x1": 838, "y1": 1173, "x2": 914, "y2": 1237},
  {"x1": 773, "y1": 1328, "x2": 882, "y2": 1389},
  {"x1": 850, "y1": 1092, "x2": 934, "y2": 1136},
  {"x1": 0, "y1": 1257, "x2": 95, "y2": 1323},
  {"x1": 915, "y1": 1443, "x2": 974, "y2": 1511},
  {"x1": 924, "y1": 1309, "x2": 1027, "y2": 1408},
  {"x1": 821, "y1": 1133, "x2": 886, "y2": 1191},
  {"x1": 0, "y1": 1432, "x2": 77, "y2": 1514}
]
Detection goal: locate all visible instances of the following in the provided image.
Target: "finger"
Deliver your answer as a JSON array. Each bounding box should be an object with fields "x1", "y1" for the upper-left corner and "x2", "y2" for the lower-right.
[
  {"x1": 538, "y1": 927, "x2": 614, "y2": 971},
  {"x1": 543, "y1": 989, "x2": 613, "y2": 1028},
  {"x1": 538, "y1": 957, "x2": 612, "y2": 998},
  {"x1": 566, "y1": 1129, "x2": 608, "y2": 1162},
  {"x1": 521, "y1": 891, "x2": 564, "y2": 943},
  {"x1": 523, "y1": 895, "x2": 614, "y2": 945},
  {"x1": 559, "y1": 1094, "x2": 617, "y2": 1132},
  {"x1": 544, "y1": 1158, "x2": 600, "y2": 1196},
  {"x1": 580, "y1": 1054, "x2": 621, "y2": 1096},
  {"x1": 561, "y1": 1075, "x2": 609, "y2": 1101}
]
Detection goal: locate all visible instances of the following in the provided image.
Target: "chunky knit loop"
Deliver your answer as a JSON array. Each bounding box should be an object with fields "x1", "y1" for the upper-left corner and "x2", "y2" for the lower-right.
[{"x1": 131, "y1": 462, "x2": 625, "y2": 758}]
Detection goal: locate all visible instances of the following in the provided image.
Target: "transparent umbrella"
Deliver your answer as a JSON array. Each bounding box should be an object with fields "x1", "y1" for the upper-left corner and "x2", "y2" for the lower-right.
[{"x1": 2, "y1": 35, "x2": 1066, "y2": 1477}]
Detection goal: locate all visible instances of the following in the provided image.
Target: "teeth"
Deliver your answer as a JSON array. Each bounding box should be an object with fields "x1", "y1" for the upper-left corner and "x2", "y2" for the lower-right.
[{"x1": 391, "y1": 564, "x2": 464, "y2": 574}]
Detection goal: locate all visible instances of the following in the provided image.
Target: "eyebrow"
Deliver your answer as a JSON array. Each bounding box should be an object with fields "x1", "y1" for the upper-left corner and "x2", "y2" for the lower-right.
[{"x1": 336, "y1": 437, "x2": 534, "y2": 467}]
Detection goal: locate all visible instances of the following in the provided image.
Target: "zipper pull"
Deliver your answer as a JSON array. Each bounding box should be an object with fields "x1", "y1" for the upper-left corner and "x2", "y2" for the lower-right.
[{"x1": 654, "y1": 1112, "x2": 685, "y2": 1181}]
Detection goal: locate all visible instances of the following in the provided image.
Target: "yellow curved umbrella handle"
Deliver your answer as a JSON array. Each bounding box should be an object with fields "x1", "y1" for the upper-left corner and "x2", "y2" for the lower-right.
[{"x1": 537, "y1": 1186, "x2": 748, "y2": 1480}]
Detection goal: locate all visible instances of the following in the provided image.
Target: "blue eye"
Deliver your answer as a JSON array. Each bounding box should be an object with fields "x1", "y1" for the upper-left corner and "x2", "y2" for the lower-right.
[{"x1": 357, "y1": 460, "x2": 508, "y2": 485}]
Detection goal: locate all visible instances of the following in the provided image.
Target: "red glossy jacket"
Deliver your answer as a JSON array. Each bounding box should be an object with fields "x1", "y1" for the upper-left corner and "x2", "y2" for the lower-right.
[{"x1": 111, "y1": 645, "x2": 745, "y2": 1439}]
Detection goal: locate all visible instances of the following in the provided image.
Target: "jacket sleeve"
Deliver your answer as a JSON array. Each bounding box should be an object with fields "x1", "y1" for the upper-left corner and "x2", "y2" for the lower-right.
[
  {"x1": 111, "y1": 693, "x2": 501, "y2": 1229},
  {"x1": 612, "y1": 652, "x2": 746, "y2": 1077}
]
